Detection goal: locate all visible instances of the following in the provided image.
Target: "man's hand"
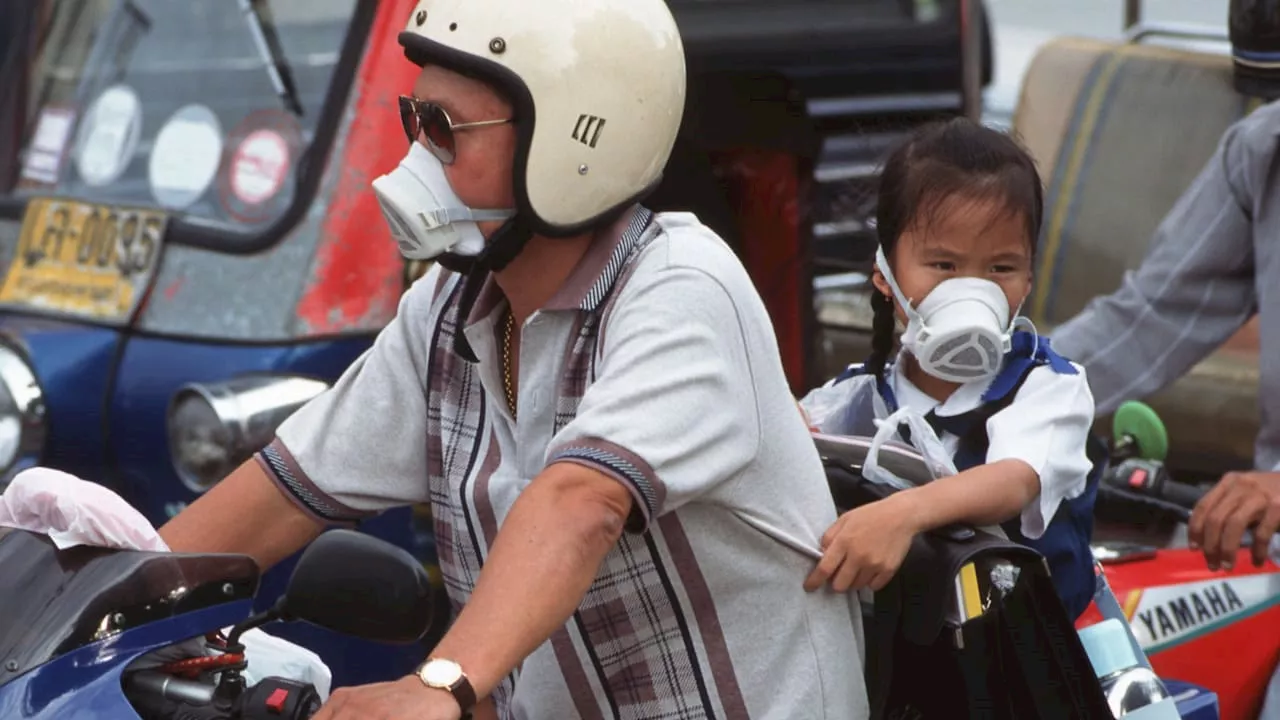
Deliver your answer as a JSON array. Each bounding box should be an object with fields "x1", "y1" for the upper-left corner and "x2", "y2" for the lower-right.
[
  {"x1": 312, "y1": 676, "x2": 461, "y2": 720},
  {"x1": 1189, "y1": 471, "x2": 1280, "y2": 570}
]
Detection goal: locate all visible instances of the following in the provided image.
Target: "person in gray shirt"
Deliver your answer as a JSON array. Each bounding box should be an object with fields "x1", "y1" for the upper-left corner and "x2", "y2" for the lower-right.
[{"x1": 1053, "y1": 0, "x2": 1280, "y2": 575}]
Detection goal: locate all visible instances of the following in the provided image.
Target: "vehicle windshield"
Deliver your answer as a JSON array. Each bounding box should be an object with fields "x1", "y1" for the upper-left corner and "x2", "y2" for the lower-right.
[{"x1": 0, "y1": 0, "x2": 359, "y2": 236}]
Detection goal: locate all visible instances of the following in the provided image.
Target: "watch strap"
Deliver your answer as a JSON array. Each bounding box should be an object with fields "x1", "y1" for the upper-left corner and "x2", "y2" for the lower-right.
[{"x1": 448, "y1": 674, "x2": 478, "y2": 714}]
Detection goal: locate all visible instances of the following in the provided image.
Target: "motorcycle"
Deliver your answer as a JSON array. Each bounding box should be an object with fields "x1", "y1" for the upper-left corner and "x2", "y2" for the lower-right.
[
  {"x1": 1080, "y1": 401, "x2": 1280, "y2": 720},
  {"x1": 0, "y1": 527, "x2": 435, "y2": 719}
]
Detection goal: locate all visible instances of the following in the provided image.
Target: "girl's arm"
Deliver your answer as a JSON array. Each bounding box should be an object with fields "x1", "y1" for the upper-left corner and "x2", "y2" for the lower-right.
[
  {"x1": 895, "y1": 459, "x2": 1039, "y2": 531},
  {"x1": 805, "y1": 365, "x2": 1095, "y2": 593},
  {"x1": 803, "y1": 461, "x2": 1038, "y2": 592}
]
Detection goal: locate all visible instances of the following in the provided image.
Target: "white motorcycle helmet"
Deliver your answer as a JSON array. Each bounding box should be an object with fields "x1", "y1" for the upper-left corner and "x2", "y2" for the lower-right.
[{"x1": 397, "y1": 0, "x2": 687, "y2": 237}]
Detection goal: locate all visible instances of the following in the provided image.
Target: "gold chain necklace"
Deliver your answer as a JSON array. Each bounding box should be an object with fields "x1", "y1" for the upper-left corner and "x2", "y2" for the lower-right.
[{"x1": 502, "y1": 309, "x2": 517, "y2": 418}]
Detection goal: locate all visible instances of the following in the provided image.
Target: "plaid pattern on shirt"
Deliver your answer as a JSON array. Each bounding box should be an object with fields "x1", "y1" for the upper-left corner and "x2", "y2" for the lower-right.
[{"x1": 424, "y1": 209, "x2": 724, "y2": 718}]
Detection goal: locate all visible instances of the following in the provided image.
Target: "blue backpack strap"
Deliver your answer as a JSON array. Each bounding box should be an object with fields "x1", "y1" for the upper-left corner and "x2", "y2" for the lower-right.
[
  {"x1": 927, "y1": 331, "x2": 1099, "y2": 619},
  {"x1": 979, "y1": 331, "x2": 1076, "y2": 404},
  {"x1": 832, "y1": 363, "x2": 868, "y2": 385},
  {"x1": 832, "y1": 363, "x2": 899, "y2": 412}
]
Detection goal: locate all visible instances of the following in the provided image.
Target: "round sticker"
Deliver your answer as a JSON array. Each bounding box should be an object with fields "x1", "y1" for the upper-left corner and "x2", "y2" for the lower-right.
[
  {"x1": 230, "y1": 129, "x2": 291, "y2": 205},
  {"x1": 75, "y1": 85, "x2": 142, "y2": 187},
  {"x1": 217, "y1": 110, "x2": 303, "y2": 224},
  {"x1": 149, "y1": 104, "x2": 223, "y2": 210}
]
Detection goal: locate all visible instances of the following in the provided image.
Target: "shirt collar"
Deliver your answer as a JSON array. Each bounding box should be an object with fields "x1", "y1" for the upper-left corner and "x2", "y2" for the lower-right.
[
  {"x1": 889, "y1": 354, "x2": 993, "y2": 418},
  {"x1": 545, "y1": 205, "x2": 654, "y2": 312},
  {"x1": 464, "y1": 206, "x2": 654, "y2": 326}
]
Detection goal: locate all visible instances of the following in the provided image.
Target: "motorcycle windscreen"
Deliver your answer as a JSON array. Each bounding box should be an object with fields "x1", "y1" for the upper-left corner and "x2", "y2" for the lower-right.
[{"x1": 0, "y1": 528, "x2": 258, "y2": 687}]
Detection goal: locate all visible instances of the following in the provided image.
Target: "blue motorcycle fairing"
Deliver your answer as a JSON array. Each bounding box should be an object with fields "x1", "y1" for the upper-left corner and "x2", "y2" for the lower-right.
[
  {"x1": 0, "y1": 529, "x2": 258, "y2": 687},
  {"x1": 0, "y1": 600, "x2": 253, "y2": 719}
]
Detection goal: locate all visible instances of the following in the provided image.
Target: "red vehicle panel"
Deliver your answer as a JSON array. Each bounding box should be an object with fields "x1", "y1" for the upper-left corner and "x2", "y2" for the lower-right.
[{"x1": 1079, "y1": 548, "x2": 1280, "y2": 720}]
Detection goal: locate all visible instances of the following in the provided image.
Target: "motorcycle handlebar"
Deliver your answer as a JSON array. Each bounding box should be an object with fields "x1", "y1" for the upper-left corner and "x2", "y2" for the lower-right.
[
  {"x1": 1156, "y1": 477, "x2": 1208, "y2": 511},
  {"x1": 1099, "y1": 458, "x2": 1207, "y2": 522}
]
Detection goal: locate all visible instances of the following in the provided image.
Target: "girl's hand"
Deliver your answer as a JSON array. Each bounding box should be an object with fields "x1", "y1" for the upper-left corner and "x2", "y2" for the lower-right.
[{"x1": 804, "y1": 495, "x2": 920, "y2": 593}]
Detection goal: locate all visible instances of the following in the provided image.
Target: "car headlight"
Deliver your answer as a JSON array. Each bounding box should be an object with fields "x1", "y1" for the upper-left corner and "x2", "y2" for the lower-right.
[
  {"x1": 166, "y1": 375, "x2": 328, "y2": 493},
  {"x1": 0, "y1": 342, "x2": 46, "y2": 490}
]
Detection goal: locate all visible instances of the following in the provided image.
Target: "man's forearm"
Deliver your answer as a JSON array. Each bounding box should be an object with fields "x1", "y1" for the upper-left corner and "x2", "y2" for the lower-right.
[
  {"x1": 427, "y1": 462, "x2": 630, "y2": 699},
  {"x1": 1052, "y1": 126, "x2": 1257, "y2": 413},
  {"x1": 159, "y1": 459, "x2": 324, "y2": 570}
]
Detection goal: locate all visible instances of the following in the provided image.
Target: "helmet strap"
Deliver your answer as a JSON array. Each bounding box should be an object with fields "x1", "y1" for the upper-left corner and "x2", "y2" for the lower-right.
[{"x1": 450, "y1": 215, "x2": 536, "y2": 361}]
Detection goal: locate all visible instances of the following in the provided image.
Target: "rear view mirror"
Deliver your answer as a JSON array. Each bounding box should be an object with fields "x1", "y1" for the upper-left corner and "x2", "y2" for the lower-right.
[{"x1": 279, "y1": 529, "x2": 434, "y2": 644}]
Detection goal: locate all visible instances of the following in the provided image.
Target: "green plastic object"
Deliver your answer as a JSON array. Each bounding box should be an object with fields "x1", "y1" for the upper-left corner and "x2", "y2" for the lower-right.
[{"x1": 1112, "y1": 401, "x2": 1169, "y2": 462}]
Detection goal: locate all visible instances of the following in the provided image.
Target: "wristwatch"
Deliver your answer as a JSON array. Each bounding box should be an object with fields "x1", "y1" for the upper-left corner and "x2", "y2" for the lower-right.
[{"x1": 417, "y1": 658, "x2": 477, "y2": 716}]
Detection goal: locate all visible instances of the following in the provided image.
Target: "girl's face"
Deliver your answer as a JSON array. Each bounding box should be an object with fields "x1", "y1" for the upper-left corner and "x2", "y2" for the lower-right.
[{"x1": 872, "y1": 194, "x2": 1033, "y2": 323}]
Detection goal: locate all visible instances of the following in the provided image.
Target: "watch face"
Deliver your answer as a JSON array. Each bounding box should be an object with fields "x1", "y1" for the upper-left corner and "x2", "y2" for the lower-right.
[{"x1": 422, "y1": 659, "x2": 463, "y2": 687}]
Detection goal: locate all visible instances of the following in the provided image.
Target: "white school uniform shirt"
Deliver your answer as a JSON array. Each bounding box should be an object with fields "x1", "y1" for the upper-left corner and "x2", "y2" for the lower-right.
[{"x1": 803, "y1": 351, "x2": 1096, "y2": 538}]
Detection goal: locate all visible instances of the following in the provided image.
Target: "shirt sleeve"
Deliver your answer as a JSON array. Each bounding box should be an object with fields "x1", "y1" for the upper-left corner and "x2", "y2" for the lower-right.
[
  {"x1": 255, "y1": 265, "x2": 450, "y2": 527},
  {"x1": 545, "y1": 266, "x2": 762, "y2": 532},
  {"x1": 985, "y1": 363, "x2": 1096, "y2": 539},
  {"x1": 1050, "y1": 109, "x2": 1270, "y2": 415}
]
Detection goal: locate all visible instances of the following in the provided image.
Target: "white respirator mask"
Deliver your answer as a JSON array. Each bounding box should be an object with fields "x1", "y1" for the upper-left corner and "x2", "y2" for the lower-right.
[
  {"x1": 875, "y1": 246, "x2": 1031, "y2": 384},
  {"x1": 371, "y1": 142, "x2": 515, "y2": 261}
]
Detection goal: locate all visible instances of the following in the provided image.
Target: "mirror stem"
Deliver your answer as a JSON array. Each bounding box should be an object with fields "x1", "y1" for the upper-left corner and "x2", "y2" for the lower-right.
[
  {"x1": 225, "y1": 600, "x2": 283, "y2": 648},
  {"x1": 215, "y1": 600, "x2": 285, "y2": 702}
]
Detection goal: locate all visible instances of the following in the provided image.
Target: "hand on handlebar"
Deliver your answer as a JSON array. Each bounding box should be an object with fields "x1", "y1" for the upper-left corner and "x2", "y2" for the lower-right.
[
  {"x1": 1188, "y1": 471, "x2": 1280, "y2": 571},
  {"x1": 311, "y1": 676, "x2": 462, "y2": 720}
]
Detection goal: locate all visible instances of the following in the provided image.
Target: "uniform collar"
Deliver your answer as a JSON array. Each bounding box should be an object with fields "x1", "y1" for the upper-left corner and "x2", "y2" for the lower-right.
[{"x1": 888, "y1": 354, "x2": 992, "y2": 418}]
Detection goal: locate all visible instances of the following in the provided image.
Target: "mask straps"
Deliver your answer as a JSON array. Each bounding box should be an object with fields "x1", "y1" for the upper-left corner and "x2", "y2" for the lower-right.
[
  {"x1": 874, "y1": 246, "x2": 918, "y2": 319},
  {"x1": 420, "y1": 207, "x2": 516, "y2": 229},
  {"x1": 1009, "y1": 296, "x2": 1040, "y2": 358}
]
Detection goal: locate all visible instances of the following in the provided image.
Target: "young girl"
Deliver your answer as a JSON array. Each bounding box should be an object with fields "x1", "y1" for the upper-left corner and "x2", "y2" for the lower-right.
[{"x1": 799, "y1": 117, "x2": 1100, "y2": 619}]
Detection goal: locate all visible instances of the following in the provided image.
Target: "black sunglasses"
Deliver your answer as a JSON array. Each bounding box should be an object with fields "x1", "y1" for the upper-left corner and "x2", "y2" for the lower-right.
[{"x1": 399, "y1": 95, "x2": 512, "y2": 165}]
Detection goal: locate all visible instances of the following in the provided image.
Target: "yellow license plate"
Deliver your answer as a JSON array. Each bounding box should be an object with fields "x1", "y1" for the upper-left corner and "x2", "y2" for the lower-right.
[{"x1": 0, "y1": 198, "x2": 167, "y2": 323}]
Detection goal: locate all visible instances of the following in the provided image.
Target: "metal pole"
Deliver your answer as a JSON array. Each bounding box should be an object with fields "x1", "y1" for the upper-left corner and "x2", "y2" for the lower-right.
[
  {"x1": 1124, "y1": 0, "x2": 1142, "y2": 31},
  {"x1": 960, "y1": 0, "x2": 985, "y2": 121}
]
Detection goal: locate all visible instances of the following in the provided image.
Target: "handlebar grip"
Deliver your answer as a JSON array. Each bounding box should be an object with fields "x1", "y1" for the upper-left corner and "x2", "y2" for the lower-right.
[
  {"x1": 1100, "y1": 458, "x2": 1204, "y2": 521},
  {"x1": 1157, "y1": 479, "x2": 1207, "y2": 511}
]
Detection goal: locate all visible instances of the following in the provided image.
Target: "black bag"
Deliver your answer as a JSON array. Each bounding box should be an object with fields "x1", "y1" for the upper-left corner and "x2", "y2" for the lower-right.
[{"x1": 824, "y1": 461, "x2": 1114, "y2": 720}]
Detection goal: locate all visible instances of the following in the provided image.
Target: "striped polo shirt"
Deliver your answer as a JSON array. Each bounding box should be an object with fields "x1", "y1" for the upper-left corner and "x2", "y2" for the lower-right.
[{"x1": 257, "y1": 207, "x2": 869, "y2": 719}]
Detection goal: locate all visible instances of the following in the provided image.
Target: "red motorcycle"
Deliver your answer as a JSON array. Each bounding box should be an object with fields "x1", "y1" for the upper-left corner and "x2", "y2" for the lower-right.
[{"x1": 1078, "y1": 402, "x2": 1280, "y2": 720}]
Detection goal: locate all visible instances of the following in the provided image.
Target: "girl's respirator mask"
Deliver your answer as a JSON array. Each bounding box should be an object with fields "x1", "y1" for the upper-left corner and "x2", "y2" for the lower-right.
[{"x1": 875, "y1": 246, "x2": 1029, "y2": 384}]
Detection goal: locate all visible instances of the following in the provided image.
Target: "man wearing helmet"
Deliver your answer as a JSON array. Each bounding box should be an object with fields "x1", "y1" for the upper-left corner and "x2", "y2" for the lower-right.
[
  {"x1": 1053, "y1": 0, "x2": 1280, "y2": 575},
  {"x1": 160, "y1": 1, "x2": 869, "y2": 718}
]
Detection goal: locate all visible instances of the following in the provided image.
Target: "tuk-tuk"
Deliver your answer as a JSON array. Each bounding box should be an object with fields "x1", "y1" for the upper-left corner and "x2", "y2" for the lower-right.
[{"x1": 0, "y1": 0, "x2": 989, "y2": 688}]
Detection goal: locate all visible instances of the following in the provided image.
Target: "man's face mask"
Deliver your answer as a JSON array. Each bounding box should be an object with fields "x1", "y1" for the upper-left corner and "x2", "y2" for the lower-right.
[
  {"x1": 875, "y1": 246, "x2": 1027, "y2": 384},
  {"x1": 371, "y1": 142, "x2": 515, "y2": 261}
]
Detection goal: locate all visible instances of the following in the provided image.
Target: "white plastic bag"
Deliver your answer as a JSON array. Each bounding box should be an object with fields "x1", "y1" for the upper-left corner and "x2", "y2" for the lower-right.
[
  {"x1": 862, "y1": 407, "x2": 959, "y2": 490},
  {"x1": 0, "y1": 467, "x2": 332, "y2": 699},
  {"x1": 0, "y1": 467, "x2": 168, "y2": 551},
  {"x1": 800, "y1": 376, "x2": 863, "y2": 434}
]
